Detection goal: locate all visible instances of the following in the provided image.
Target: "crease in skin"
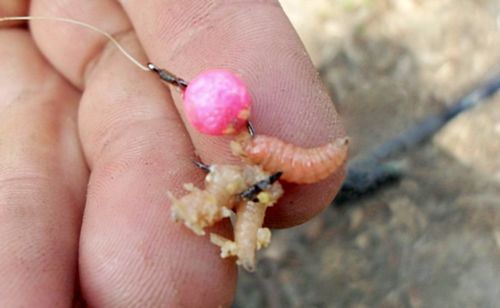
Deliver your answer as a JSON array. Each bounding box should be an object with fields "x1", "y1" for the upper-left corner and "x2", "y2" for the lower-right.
[
  {"x1": 0, "y1": 28, "x2": 86, "y2": 306},
  {"x1": 81, "y1": 28, "x2": 139, "y2": 88}
]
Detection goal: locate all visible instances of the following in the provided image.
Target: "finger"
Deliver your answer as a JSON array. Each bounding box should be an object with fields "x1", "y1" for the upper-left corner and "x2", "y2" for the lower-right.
[
  {"x1": 29, "y1": 0, "x2": 132, "y2": 89},
  {"x1": 78, "y1": 39, "x2": 236, "y2": 307},
  {"x1": 0, "y1": 29, "x2": 87, "y2": 306},
  {"x1": 30, "y1": 0, "x2": 236, "y2": 306},
  {"x1": 120, "y1": 0, "x2": 346, "y2": 227}
]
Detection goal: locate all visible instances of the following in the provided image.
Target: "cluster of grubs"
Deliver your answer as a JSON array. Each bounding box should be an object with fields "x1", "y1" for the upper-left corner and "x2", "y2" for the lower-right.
[{"x1": 168, "y1": 129, "x2": 349, "y2": 271}]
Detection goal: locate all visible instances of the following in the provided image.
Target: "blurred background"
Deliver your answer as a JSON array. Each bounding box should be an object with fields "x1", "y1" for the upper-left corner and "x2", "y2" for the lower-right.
[{"x1": 234, "y1": 0, "x2": 500, "y2": 307}]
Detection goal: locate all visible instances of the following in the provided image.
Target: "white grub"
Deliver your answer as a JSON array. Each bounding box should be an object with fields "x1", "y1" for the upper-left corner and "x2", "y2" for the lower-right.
[
  {"x1": 235, "y1": 201, "x2": 271, "y2": 271},
  {"x1": 211, "y1": 180, "x2": 283, "y2": 272},
  {"x1": 168, "y1": 165, "x2": 248, "y2": 235},
  {"x1": 169, "y1": 163, "x2": 284, "y2": 270}
]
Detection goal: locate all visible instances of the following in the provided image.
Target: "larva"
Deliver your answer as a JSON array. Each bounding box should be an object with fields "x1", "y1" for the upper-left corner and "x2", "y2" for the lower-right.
[
  {"x1": 234, "y1": 201, "x2": 272, "y2": 271},
  {"x1": 168, "y1": 165, "x2": 249, "y2": 235},
  {"x1": 232, "y1": 134, "x2": 349, "y2": 184},
  {"x1": 210, "y1": 178, "x2": 283, "y2": 272}
]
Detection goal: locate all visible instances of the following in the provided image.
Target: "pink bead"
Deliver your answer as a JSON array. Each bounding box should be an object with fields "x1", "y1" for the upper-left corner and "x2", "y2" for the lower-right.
[{"x1": 183, "y1": 69, "x2": 251, "y2": 135}]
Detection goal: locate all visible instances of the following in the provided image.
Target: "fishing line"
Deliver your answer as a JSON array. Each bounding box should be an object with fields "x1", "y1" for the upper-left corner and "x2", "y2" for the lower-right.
[{"x1": 0, "y1": 16, "x2": 150, "y2": 71}]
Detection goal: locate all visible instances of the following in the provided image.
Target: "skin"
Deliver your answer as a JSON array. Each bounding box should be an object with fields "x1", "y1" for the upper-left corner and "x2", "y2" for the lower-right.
[{"x1": 0, "y1": 0, "x2": 345, "y2": 306}]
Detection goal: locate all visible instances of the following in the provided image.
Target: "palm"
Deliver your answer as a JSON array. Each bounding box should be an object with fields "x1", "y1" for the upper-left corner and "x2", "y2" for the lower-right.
[{"x1": 0, "y1": 0, "x2": 344, "y2": 306}]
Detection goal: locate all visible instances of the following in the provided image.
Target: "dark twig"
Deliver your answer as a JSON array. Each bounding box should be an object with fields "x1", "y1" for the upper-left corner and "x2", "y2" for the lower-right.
[{"x1": 335, "y1": 71, "x2": 500, "y2": 203}]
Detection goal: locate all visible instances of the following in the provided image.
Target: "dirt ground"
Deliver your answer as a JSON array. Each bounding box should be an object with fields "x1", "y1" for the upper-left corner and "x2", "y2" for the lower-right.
[{"x1": 234, "y1": 1, "x2": 500, "y2": 307}]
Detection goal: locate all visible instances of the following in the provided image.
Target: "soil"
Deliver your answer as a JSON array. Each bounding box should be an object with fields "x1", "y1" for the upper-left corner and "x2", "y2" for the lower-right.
[{"x1": 234, "y1": 1, "x2": 500, "y2": 307}]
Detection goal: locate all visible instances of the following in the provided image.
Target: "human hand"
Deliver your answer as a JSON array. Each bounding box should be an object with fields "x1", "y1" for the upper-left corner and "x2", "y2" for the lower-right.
[{"x1": 0, "y1": 0, "x2": 345, "y2": 306}]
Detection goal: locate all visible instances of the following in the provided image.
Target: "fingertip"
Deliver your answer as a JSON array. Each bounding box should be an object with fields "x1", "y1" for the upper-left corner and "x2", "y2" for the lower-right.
[{"x1": 121, "y1": 0, "x2": 346, "y2": 229}]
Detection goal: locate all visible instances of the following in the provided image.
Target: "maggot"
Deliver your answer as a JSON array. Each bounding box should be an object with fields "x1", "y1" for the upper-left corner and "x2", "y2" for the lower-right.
[
  {"x1": 210, "y1": 180, "x2": 283, "y2": 272},
  {"x1": 232, "y1": 133, "x2": 349, "y2": 184}
]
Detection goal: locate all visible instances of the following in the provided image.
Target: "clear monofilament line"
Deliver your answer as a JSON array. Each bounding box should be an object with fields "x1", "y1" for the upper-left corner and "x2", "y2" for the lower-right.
[{"x1": 0, "y1": 16, "x2": 150, "y2": 72}]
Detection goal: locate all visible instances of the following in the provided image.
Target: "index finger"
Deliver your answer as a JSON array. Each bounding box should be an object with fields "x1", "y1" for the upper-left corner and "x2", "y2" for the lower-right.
[{"x1": 120, "y1": 0, "x2": 346, "y2": 226}]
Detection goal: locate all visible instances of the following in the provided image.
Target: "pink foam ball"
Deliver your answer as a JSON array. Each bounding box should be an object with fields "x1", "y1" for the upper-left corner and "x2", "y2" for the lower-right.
[{"x1": 183, "y1": 69, "x2": 251, "y2": 135}]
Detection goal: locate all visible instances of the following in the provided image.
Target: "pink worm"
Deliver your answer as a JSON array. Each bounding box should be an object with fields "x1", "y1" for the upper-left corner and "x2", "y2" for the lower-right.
[{"x1": 241, "y1": 135, "x2": 349, "y2": 184}]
